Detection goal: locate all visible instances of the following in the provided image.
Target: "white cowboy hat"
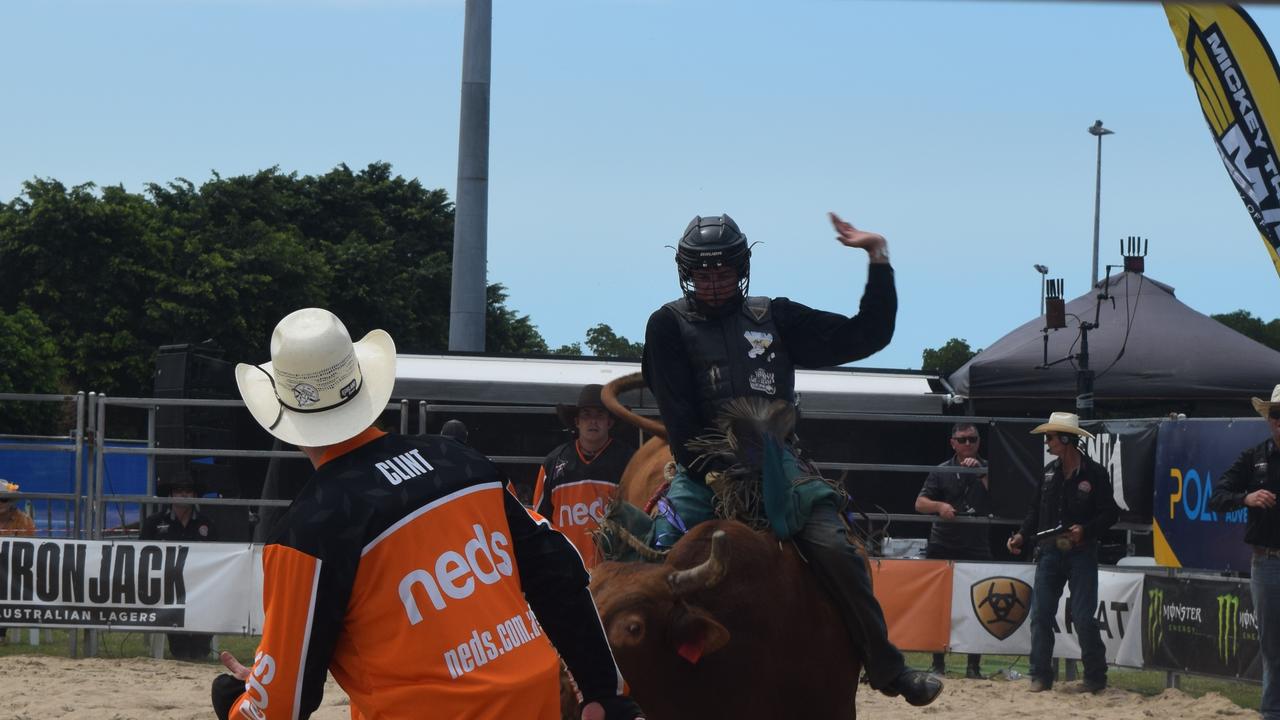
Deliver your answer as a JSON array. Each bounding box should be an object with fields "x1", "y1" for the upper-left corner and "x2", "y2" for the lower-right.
[
  {"x1": 1029, "y1": 411, "x2": 1096, "y2": 440},
  {"x1": 1252, "y1": 385, "x2": 1280, "y2": 419},
  {"x1": 234, "y1": 308, "x2": 396, "y2": 447}
]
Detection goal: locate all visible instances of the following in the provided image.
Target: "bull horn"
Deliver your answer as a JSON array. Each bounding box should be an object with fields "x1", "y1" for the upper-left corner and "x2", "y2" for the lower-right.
[
  {"x1": 666, "y1": 530, "x2": 730, "y2": 597},
  {"x1": 602, "y1": 373, "x2": 668, "y2": 440}
]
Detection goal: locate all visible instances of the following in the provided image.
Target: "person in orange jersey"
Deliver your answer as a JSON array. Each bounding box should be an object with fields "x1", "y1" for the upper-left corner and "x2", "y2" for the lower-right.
[
  {"x1": 212, "y1": 308, "x2": 644, "y2": 720},
  {"x1": 533, "y1": 384, "x2": 635, "y2": 568},
  {"x1": 0, "y1": 480, "x2": 35, "y2": 645}
]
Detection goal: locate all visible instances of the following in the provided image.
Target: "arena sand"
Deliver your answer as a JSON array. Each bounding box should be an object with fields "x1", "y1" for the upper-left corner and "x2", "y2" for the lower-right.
[{"x1": 0, "y1": 655, "x2": 1253, "y2": 719}]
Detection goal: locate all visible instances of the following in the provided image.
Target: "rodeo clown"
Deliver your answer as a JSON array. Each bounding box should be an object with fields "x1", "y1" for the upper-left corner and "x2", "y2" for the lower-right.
[
  {"x1": 533, "y1": 383, "x2": 636, "y2": 568},
  {"x1": 641, "y1": 212, "x2": 942, "y2": 707},
  {"x1": 212, "y1": 308, "x2": 644, "y2": 720}
]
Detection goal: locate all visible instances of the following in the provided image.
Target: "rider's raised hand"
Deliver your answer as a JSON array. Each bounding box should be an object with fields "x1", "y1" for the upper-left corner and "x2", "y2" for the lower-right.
[{"x1": 829, "y1": 212, "x2": 887, "y2": 253}]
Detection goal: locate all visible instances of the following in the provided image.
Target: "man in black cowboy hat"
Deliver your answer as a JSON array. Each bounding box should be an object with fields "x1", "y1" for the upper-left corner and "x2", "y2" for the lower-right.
[
  {"x1": 1211, "y1": 384, "x2": 1280, "y2": 719},
  {"x1": 1008, "y1": 412, "x2": 1118, "y2": 694},
  {"x1": 141, "y1": 474, "x2": 217, "y2": 660},
  {"x1": 534, "y1": 384, "x2": 636, "y2": 568}
]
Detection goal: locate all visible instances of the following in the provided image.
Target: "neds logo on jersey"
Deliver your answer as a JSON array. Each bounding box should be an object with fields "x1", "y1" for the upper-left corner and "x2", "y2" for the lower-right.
[{"x1": 397, "y1": 524, "x2": 514, "y2": 622}]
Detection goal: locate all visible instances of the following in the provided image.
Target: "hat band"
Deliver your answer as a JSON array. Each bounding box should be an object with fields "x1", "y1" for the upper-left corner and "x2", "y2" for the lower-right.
[{"x1": 254, "y1": 364, "x2": 365, "y2": 431}]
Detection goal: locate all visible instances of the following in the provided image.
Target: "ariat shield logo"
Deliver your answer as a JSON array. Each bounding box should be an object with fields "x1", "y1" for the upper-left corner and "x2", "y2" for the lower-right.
[{"x1": 970, "y1": 576, "x2": 1031, "y2": 640}]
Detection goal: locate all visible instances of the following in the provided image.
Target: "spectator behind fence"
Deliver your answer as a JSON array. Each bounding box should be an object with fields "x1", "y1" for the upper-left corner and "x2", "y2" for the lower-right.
[
  {"x1": 0, "y1": 480, "x2": 35, "y2": 645},
  {"x1": 532, "y1": 384, "x2": 635, "y2": 569},
  {"x1": 439, "y1": 419, "x2": 469, "y2": 445},
  {"x1": 915, "y1": 423, "x2": 991, "y2": 679},
  {"x1": 212, "y1": 307, "x2": 644, "y2": 720},
  {"x1": 1209, "y1": 383, "x2": 1280, "y2": 720},
  {"x1": 1007, "y1": 412, "x2": 1118, "y2": 695},
  {"x1": 140, "y1": 476, "x2": 217, "y2": 660}
]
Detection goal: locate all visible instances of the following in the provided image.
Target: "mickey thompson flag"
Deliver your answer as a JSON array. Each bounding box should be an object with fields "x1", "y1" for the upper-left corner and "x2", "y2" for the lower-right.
[{"x1": 1165, "y1": 3, "x2": 1280, "y2": 279}]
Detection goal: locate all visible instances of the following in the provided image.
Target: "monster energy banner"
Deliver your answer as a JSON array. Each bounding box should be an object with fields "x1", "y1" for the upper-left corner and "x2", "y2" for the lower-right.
[
  {"x1": 0, "y1": 538, "x2": 258, "y2": 632},
  {"x1": 1143, "y1": 573, "x2": 1261, "y2": 680},
  {"x1": 1165, "y1": 4, "x2": 1280, "y2": 279},
  {"x1": 948, "y1": 562, "x2": 1144, "y2": 667}
]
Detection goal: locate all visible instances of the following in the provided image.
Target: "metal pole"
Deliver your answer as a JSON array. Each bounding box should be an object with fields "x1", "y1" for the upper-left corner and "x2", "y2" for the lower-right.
[
  {"x1": 1088, "y1": 120, "x2": 1113, "y2": 289},
  {"x1": 1040, "y1": 274, "x2": 1046, "y2": 316},
  {"x1": 1091, "y1": 133, "x2": 1102, "y2": 288},
  {"x1": 1077, "y1": 328, "x2": 1095, "y2": 420},
  {"x1": 145, "y1": 404, "x2": 156, "y2": 526},
  {"x1": 448, "y1": 0, "x2": 492, "y2": 352}
]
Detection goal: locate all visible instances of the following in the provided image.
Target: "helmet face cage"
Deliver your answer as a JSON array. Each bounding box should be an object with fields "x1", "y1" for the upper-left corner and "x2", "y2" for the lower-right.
[{"x1": 676, "y1": 215, "x2": 752, "y2": 310}]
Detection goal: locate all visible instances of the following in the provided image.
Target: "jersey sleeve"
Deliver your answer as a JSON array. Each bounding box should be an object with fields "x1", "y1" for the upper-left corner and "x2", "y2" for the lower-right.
[
  {"x1": 501, "y1": 487, "x2": 624, "y2": 705},
  {"x1": 216, "y1": 510, "x2": 360, "y2": 720}
]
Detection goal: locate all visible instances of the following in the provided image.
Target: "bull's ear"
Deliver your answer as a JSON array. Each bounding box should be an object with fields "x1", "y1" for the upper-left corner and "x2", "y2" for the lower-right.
[
  {"x1": 671, "y1": 605, "x2": 730, "y2": 664},
  {"x1": 607, "y1": 611, "x2": 648, "y2": 649}
]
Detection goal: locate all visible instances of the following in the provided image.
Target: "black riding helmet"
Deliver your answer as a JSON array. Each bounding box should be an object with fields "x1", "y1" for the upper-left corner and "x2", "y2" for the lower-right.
[{"x1": 676, "y1": 214, "x2": 751, "y2": 311}]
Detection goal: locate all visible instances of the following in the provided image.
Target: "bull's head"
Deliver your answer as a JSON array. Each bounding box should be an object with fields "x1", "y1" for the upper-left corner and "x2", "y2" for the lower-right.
[{"x1": 600, "y1": 530, "x2": 732, "y2": 666}]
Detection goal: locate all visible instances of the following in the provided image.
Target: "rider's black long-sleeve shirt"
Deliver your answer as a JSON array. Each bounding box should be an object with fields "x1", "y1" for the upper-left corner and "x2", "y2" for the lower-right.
[{"x1": 642, "y1": 263, "x2": 897, "y2": 475}]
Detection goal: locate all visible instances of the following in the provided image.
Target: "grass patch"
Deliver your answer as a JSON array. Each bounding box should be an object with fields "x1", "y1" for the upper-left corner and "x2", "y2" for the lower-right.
[
  {"x1": 0, "y1": 628, "x2": 260, "y2": 665},
  {"x1": 905, "y1": 651, "x2": 1262, "y2": 711}
]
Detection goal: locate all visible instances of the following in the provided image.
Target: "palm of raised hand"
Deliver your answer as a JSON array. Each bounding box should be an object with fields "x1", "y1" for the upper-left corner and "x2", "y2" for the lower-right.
[{"x1": 828, "y1": 211, "x2": 885, "y2": 249}]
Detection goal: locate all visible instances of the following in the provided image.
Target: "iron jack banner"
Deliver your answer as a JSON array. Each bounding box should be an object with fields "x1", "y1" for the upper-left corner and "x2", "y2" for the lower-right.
[
  {"x1": 0, "y1": 539, "x2": 257, "y2": 632},
  {"x1": 1165, "y1": 3, "x2": 1280, "y2": 278},
  {"x1": 1144, "y1": 574, "x2": 1261, "y2": 680}
]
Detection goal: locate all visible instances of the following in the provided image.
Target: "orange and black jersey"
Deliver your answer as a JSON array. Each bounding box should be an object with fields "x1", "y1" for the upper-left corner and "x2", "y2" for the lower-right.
[
  {"x1": 213, "y1": 430, "x2": 625, "y2": 720},
  {"x1": 532, "y1": 438, "x2": 634, "y2": 568}
]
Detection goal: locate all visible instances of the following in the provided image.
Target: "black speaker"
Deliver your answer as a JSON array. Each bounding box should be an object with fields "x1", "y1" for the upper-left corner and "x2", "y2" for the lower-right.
[{"x1": 151, "y1": 343, "x2": 257, "y2": 539}]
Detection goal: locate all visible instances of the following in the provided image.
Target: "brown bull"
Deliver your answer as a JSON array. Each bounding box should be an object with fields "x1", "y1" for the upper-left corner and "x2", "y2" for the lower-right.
[
  {"x1": 588, "y1": 375, "x2": 861, "y2": 718},
  {"x1": 590, "y1": 521, "x2": 859, "y2": 719}
]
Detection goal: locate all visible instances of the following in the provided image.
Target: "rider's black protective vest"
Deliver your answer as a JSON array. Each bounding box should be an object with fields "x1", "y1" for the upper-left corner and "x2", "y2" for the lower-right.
[{"x1": 663, "y1": 296, "x2": 796, "y2": 424}]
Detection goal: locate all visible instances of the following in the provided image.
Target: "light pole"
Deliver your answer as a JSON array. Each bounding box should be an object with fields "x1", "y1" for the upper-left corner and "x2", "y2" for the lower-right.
[
  {"x1": 1034, "y1": 264, "x2": 1049, "y2": 315},
  {"x1": 1089, "y1": 120, "x2": 1114, "y2": 289}
]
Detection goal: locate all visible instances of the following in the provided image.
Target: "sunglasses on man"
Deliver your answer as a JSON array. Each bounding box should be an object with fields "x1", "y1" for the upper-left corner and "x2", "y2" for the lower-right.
[
  {"x1": 952, "y1": 436, "x2": 979, "y2": 444},
  {"x1": 1270, "y1": 409, "x2": 1280, "y2": 421}
]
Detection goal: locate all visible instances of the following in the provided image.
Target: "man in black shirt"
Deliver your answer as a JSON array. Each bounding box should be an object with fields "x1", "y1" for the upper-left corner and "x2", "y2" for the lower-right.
[
  {"x1": 1209, "y1": 384, "x2": 1280, "y2": 719},
  {"x1": 916, "y1": 422, "x2": 991, "y2": 678},
  {"x1": 642, "y1": 212, "x2": 941, "y2": 708},
  {"x1": 1007, "y1": 412, "x2": 1118, "y2": 694},
  {"x1": 140, "y1": 477, "x2": 217, "y2": 660}
]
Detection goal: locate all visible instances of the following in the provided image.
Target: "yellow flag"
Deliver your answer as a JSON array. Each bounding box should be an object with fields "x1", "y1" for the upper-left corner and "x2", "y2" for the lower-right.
[{"x1": 1165, "y1": 3, "x2": 1280, "y2": 278}]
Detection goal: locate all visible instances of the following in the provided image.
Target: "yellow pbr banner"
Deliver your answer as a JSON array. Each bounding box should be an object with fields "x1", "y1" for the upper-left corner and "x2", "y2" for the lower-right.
[{"x1": 1165, "y1": 3, "x2": 1280, "y2": 278}]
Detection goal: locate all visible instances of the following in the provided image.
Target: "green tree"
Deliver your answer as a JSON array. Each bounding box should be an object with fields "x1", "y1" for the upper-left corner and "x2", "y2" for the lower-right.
[
  {"x1": 486, "y1": 284, "x2": 549, "y2": 354},
  {"x1": 1211, "y1": 309, "x2": 1280, "y2": 351},
  {"x1": 921, "y1": 338, "x2": 979, "y2": 377},
  {"x1": 0, "y1": 163, "x2": 552, "y2": 398},
  {"x1": 584, "y1": 323, "x2": 643, "y2": 358},
  {"x1": 0, "y1": 306, "x2": 66, "y2": 434}
]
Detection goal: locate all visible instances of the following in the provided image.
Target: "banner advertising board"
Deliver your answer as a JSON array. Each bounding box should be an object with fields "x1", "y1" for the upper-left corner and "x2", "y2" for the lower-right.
[
  {"x1": 870, "y1": 559, "x2": 952, "y2": 652},
  {"x1": 948, "y1": 562, "x2": 1143, "y2": 667},
  {"x1": 987, "y1": 420, "x2": 1157, "y2": 526},
  {"x1": 1143, "y1": 573, "x2": 1261, "y2": 680},
  {"x1": 1152, "y1": 418, "x2": 1268, "y2": 570},
  {"x1": 0, "y1": 538, "x2": 257, "y2": 633}
]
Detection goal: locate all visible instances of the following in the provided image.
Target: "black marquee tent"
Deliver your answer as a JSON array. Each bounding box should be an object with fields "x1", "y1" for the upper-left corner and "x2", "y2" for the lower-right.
[{"x1": 948, "y1": 272, "x2": 1280, "y2": 417}]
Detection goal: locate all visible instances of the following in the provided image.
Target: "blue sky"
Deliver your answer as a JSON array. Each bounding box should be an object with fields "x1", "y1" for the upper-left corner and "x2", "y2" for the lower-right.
[{"x1": 3, "y1": 0, "x2": 1279, "y2": 370}]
